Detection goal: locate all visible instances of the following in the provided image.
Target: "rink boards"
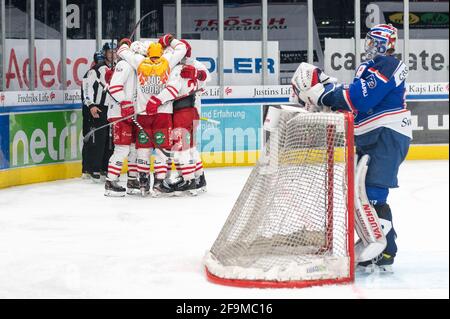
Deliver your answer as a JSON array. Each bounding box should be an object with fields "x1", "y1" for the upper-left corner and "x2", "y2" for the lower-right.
[{"x1": 0, "y1": 84, "x2": 448, "y2": 188}]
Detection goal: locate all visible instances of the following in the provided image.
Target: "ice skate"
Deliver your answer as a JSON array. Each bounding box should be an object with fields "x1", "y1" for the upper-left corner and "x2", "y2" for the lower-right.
[
  {"x1": 195, "y1": 173, "x2": 207, "y2": 193},
  {"x1": 139, "y1": 172, "x2": 150, "y2": 197},
  {"x1": 152, "y1": 176, "x2": 175, "y2": 197},
  {"x1": 104, "y1": 179, "x2": 126, "y2": 197},
  {"x1": 90, "y1": 172, "x2": 102, "y2": 183},
  {"x1": 357, "y1": 253, "x2": 394, "y2": 274},
  {"x1": 173, "y1": 178, "x2": 197, "y2": 197},
  {"x1": 126, "y1": 177, "x2": 140, "y2": 195}
]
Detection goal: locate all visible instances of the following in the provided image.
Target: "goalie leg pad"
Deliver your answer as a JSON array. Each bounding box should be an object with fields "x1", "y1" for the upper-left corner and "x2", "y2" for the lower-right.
[{"x1": 354, "y1": 155, "x2": 387, "y2": 263}]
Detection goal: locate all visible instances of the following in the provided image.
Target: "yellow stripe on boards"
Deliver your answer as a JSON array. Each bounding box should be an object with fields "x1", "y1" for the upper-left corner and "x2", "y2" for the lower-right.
[{"x1": 0, "y1": 145, "x2": 447, "y2": 189}]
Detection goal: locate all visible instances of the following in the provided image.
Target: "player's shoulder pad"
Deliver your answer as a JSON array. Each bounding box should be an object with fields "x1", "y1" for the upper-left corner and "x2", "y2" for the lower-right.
[
  {"x1": 114, "y1": 59, "x2": 131, "y2": 72},
  {"x1": 355, "y1": 61, "x2": 372, "y2": 79},
  {"x1": 369, "y1": 55, "x2": 406, "y2": 85}
]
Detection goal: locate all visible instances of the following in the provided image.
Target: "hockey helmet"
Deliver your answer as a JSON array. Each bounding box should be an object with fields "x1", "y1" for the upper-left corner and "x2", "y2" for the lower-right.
[
  {"x1": 93, "y1": 51, "x2": 104, "y2": 63},
  {"x1": 364, "y1": 24, "x2": 398, "y2": 60},
  {"x1": 102, "y1": 42, "x2": 118, "y2": 54},
  {"x1": 147, "y1": 42, "x2": 163, "y2": 60}
]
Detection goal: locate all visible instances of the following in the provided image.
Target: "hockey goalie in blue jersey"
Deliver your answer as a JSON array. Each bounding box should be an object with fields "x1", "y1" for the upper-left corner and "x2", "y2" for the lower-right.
[{"x1": 291, "y1": 24, "x2": 412, "y2": 272}]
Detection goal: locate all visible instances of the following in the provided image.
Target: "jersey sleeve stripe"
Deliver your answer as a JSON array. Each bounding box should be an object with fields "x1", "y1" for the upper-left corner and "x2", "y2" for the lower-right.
[
  {"x1": 166, "y1": 85, "x2": 179, "y2": 94},
  {"x1": 165, "y1": 87, "x2": 178, "y2": 98},
  {"x1": 368, "y1": 67, "x2": 389, "y2": 83},
  {"x1": 343, "y1": 90, "x2": 358, "y2": 114},
  {"x1": 109, "y1": 88, "x2": 123, "y2": 94},
  {"x1": 109, "y1": 85, "x2": 124, "y2": 90}
]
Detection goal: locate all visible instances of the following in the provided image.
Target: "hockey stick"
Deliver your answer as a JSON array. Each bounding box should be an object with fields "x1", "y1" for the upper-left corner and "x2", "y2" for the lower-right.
[
  {"x1": 130, "y1": 10, "x2": 156, "y2": 41},
  {"x1": 200, "y1": 117, "x2": 220, "y2": 125}
]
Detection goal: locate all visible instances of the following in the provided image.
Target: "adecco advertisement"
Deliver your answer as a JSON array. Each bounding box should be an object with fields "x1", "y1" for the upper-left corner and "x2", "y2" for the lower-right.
[
  {"x1": 324, "y1": 39, "x2": 449, "y2": 83},
  {"x1": 8, "y1": 110, "x2": 82, "y2": 168},
  {"x1": 3, "y1": 39, "x2": 278, "y2": 91}
]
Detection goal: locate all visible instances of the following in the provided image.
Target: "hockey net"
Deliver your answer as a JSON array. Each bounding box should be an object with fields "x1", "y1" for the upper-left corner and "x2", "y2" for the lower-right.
[{"x1": 204, "y1": 107, "x2": 355, "y2": 288}]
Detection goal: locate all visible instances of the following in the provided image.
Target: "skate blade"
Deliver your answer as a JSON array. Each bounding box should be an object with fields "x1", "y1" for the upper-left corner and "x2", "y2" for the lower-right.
[
  {"x1": 104, "y1": 190, "x2": 126, "y2": 197},
  {"x1": 126, "y1": 188, "x2": 141, "y2": 195},
  {"x1": 356, "y1": 264, "x2": 394, "y2": 274},
  {"x1": 151, "y1": 190, "x2": 176, "y2": 198},
  {"x1": 140, "y1": 188, "x2": 150, "y2": 197},
  {"x1": 174, "y1": 190, "x2": 198, "y2": 197}
]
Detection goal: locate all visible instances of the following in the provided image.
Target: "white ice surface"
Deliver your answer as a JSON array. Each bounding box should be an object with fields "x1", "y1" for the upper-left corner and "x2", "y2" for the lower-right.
[{"x1": 0, "y1": 161, "x2": 448, "y2": 299}]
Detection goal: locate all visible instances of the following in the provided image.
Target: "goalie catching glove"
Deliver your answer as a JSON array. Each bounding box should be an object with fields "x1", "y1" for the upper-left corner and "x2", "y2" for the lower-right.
[{"x1": 291, "y1": 62, "x2": 338, "y2": 111}]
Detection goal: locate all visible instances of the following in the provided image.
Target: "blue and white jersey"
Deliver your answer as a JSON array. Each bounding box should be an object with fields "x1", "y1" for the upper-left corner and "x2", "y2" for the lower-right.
[{"x1": 323, "y1": 55, "x2": 412, "y2": 140}]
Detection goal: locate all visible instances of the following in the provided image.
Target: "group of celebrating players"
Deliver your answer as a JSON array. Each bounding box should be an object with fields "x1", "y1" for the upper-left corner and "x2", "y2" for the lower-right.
[{"x1": 94, "y1": 34, "x2": 209, "y2": 198}]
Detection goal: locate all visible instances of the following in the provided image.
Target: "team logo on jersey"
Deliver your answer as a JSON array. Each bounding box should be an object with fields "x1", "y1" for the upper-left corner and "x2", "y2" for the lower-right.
[
  {"x1": 154, "y1": 131, "x2": 165, "y2": 145},
  {"x1": 138, "y1": 131, "x2": 149, "y2": 144},
  {"x1": 366, "y1": 74, "x2": 377, "y2": 89}
]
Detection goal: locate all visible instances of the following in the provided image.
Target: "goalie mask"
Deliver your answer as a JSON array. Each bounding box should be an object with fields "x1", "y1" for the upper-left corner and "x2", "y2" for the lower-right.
[
  {"x1": 364, "y1": 24, "x2": 398, "y2": 60},
  {"x1": 138, "y1": 42, "x2": 169, "y2": 79}
]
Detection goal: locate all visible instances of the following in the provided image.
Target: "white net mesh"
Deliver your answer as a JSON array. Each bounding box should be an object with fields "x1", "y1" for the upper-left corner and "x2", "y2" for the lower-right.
[{"x1": 205, "y1": 108, "x2": 353, "y2": 284}]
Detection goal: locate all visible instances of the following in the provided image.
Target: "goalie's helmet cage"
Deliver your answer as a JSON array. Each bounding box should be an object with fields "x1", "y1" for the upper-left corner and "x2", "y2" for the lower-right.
[{"x1": 204, "y1": 108, "x2": 355, "y2": 288}]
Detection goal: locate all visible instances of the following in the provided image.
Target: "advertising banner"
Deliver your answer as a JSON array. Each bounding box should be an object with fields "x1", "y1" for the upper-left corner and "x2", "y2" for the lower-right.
[
  {"x1": 9, "y1": 110, "x2": 82, "y2": 168},
  {"x1": 324, "y1": 39, "x2": 449, "y2": 83},
  {"x1": 0, "y1": 115, "x2": 9, "y2": 170},
  {"x1": 409, "y1": 101, "x2": 449, "y2": 144},
  {"x1": 199, "y1": 105, "x2": 262, "y2": 163},
  {"x1": 364, "y1": 1, "x2": 449, "y2": 38},
  {"x1": 188, "y1": 39, "x2": 279, "y2": 86},
  {"x1": 163, "y1": 3, "x2": 324, "y2": 75},
  {"x1": 3, "y1": 38, "x2": 278, "y2": 91}
]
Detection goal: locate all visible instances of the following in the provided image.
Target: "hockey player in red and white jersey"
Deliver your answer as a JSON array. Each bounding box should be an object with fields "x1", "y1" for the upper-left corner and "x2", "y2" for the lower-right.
[
  {"x1": 117, "y1": 34, "x2": 188, "y2": 196},
  {"x1": 103, "y1": 41, "x2": 148, "y2": 197},
  {"x1": 148, "y1": 39, "x2": 210, "y2": 195}
]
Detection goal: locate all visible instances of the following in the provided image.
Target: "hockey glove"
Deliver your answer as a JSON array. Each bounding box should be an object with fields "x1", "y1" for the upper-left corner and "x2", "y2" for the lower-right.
[
  {"x1": 197, "y1": 70, "x2": 207, "y2": 81},
  {"x1": 146, "y1": 96, "x2": 162, "y2": 116},
  {"x1": 159, "y1": 34, "x2": 174, "y2": 48},
  {"x1": 119, "y1": 38, "x2": 132, "y2": 47},
  {"x1": 120, "y1": 101, "x2": 135, "y2": 122},
  {"x1": 180, "y1": 65, "x2": 198, "y2": 81}
]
